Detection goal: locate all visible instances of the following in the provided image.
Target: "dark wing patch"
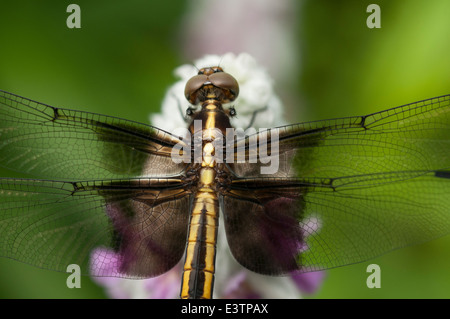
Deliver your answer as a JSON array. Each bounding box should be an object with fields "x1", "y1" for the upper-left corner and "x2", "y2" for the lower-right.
[
  {"x1": 221, "y1": 171, "x2": 450, "y2": 274},
  {"x1": 0, "y1": 177, "x2": 192, "y2": 278},
  {"x1": 227, "y1": 95, "x2": 450, "y2": 178},
  {"x1": 0, "y1": 90, "x2": 188, "y2": 180}
]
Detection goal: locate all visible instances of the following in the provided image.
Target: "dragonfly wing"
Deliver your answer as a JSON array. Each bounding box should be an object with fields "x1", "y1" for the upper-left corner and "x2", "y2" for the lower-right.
[
  {"x1": 228, "y1": 95, "x2": 450, "y2": 178},
  {"x1": 221, "y1": 170, "x2": 450, "y2": 274},
  {"x1": 0, "y1": 90, "x2": 188, "y2": 180},
  {"x1": 0, "y1": 177, "x2": 192, "y2": 278}
]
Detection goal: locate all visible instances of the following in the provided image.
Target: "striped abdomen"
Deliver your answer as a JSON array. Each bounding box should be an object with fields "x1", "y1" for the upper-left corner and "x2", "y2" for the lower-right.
[{"x1": 180, "y1": 168, "x2": 219, "y2": 299}]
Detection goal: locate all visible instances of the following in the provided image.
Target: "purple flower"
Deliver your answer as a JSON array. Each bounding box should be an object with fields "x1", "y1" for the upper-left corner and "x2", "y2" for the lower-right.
[
  {"x1": 91, "y1": 248, "x2": 181, "y2": 299},
  {"x1": 90, "y1": 211, "x2": 325, "y2": 299},
  {"x1": 90, "y1": 236, "x2": 325, "y2": 299}
]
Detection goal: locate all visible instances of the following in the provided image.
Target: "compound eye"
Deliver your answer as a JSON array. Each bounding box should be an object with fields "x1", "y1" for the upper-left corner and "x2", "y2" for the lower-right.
[
  {"x1": 209, "y1": 72, "x2": 239, "y2": 99},
  {"x1": 184, "y1": 74, "x2": 208, "y2": 103}
]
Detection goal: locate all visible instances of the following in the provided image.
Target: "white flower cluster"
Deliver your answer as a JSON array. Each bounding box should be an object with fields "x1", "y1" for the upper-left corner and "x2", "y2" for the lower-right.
[{"x1": 150, "y1": 52, "x2": 287, "y2": 132}]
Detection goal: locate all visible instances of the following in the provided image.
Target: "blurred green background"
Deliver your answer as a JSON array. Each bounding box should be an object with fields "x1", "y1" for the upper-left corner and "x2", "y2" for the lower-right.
[{"x1": 0, "y1": 0, "x2": 449, "y2": 298}]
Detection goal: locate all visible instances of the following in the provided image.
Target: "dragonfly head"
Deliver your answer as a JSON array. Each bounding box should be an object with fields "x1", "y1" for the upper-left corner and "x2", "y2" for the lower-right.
[{"x1": 184, "y1": 66, "x2": 239, "y2": 105}]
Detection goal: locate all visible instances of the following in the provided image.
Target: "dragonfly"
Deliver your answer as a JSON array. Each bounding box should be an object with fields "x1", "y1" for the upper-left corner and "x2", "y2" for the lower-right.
[{"x1": 0, "y1": 66, "x2": 449, "y2": 299}]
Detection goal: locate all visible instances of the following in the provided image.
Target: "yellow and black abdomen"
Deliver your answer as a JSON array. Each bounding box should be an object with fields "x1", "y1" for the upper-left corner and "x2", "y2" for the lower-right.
[{"x1": 180, "y1": 167, "x2": 219, "y2": 299}]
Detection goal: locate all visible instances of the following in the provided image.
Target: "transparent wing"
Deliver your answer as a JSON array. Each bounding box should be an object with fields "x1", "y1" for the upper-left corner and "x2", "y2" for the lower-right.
[
  {"x1": 221, "y1": 170, "x2": 450, "y2": 274},
  {"x1": 221, "y1": 95, "x2": 450, "y2": 274},
  {"x1": 0, "y1": 177, "x2": 192, "y2": 278},
  {"x1": 0, "y1": 90, "x2": 188, "y2": 180},
  {"x1": 228, "y1": 95, "x2": 450, "y2": 178}
]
